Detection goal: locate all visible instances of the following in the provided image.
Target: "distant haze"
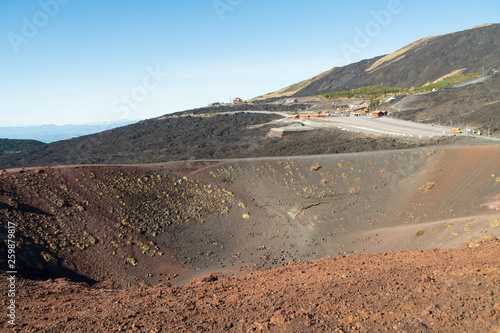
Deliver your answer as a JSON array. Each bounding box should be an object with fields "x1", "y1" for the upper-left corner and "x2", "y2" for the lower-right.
[{"x1": 0, "y1": 120, "x2": 136, "y2": 143}]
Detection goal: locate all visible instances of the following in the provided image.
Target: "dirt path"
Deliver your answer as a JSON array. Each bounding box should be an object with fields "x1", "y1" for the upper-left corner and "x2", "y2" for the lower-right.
[
  {"x1": 452, "y1": 75, "x2": 489, "y2": 88},
  {"x1": 389, "y1": 94, "x2": 413, "y2": 112}
]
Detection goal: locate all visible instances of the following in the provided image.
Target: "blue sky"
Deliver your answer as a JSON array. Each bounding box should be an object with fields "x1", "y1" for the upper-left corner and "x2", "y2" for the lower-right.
[{"x1": 0, "y1": 0, "x2": 498, "y2": 126}]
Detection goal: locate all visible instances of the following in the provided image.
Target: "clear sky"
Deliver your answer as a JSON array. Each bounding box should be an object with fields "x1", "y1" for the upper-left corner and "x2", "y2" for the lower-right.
[{"x1": 0, "y1": 0, "x2": 498, "y2": 126}]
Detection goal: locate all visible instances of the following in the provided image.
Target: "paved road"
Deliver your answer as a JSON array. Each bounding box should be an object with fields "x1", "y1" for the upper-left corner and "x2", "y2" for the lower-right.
[
  {"x1": 211, "y1": 110, "x2": 500, "y2": 141},
  {"x1": 289, "y1": 116, "x2": 500, "y2": 141},
  {"x1": 291, "y1": 116, "x2": 452, "y2": 137}
]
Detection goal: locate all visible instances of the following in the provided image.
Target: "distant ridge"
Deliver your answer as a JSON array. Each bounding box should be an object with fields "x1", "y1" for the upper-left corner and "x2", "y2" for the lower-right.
[{"x1": 256, "y1": 24, "x2": 500, "y2": 99}]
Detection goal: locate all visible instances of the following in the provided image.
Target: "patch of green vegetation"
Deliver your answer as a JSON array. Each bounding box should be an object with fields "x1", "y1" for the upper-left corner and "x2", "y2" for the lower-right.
[
  {"x1": 491, "y1": 220, "x2": 500, "y2": 228},
  {"x1": 319, "y1": 72, "x2": 482, "y2": 104},
  {"x1": 0, "y1": 138, "x2": 46, "y2": 156},
  {"x1": 322, "y1": 84, "x2": 404, "y2": 100}
]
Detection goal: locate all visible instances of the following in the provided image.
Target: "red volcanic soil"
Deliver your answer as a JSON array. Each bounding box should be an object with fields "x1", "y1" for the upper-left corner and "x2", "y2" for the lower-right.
[
  {"x1": 1, "y1": 143, "x2": 500, "y2": 331},
  {"x1": 1, "y1": 238, "x2": 499, "y2": 332}
]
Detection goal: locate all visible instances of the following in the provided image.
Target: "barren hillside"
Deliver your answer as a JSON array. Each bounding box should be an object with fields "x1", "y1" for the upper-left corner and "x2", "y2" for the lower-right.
[
  {"x1": 0, "y1": 112, "x2": 474, "y2": 169},
  {"x1": 1, "y1": 144, "x2": 499, "y2": 287},
  {"x1": 389, "y1": 74, "x2": 500, "y2": 135},
  {"x1": 261, "y1": 24, "x2": 500, "y2": 99}
]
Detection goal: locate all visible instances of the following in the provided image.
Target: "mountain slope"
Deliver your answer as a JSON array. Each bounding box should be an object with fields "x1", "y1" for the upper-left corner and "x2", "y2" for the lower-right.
[
  {"x1": 262, "y1": 24, "x2": 500, "y2": 98},
  {"x1": 250, "y1": 67, "x2": 336, "y2": 101},
  {"x1": 0, "y1": 113, "x2": 280, "y2": 168},
  {"x1": 388, "y1": 73, "x2": 500, "y2": 134}
]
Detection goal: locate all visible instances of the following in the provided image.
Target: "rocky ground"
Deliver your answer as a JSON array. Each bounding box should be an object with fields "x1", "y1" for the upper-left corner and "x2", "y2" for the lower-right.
[
  {"x1": 388, "y1": 74, "x2": 500, "y2": 135},
  {"x1": 1, "y1": 237, "x2": 499, "y2": 332},
  {"x1": 1, "y1": 143, "x2": 500, "y2": 286}
]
